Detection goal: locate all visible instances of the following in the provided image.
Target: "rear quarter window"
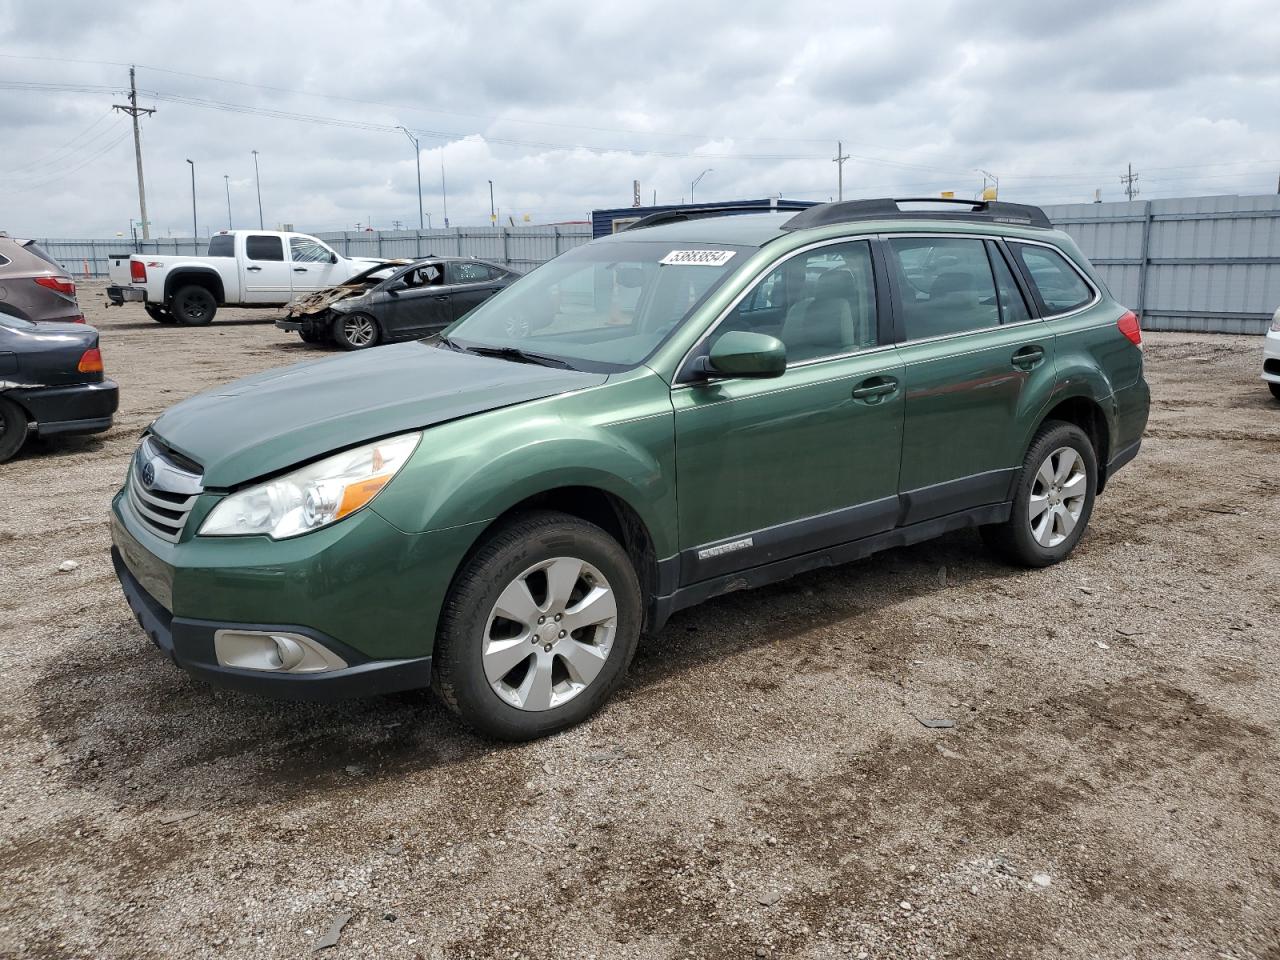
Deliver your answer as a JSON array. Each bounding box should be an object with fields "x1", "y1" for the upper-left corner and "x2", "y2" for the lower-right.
[
  {"x1": 1010, "y1": 244, "x2": 1094, "y2": 315},
  {"x1": 21, "y1": 240, "x2": 62, "y2": 268},
  {"x1": 207, "y1": 235, "x2": 234, "y2": 257}
]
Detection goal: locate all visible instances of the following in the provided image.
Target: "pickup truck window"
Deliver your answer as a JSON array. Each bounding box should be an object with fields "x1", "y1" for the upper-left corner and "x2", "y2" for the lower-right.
[
  {"x1": 207, "y1": 235, "x2": 234, "y2": 257},
  {"x1": 290, "y1": 237, "x2": 333, "y2": 264},
  {"x1": 246, "y1": 235, "x2": 284, "y2": 262}
]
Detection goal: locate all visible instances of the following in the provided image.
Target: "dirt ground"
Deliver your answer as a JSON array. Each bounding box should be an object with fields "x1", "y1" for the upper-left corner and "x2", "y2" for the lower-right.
[{"x1": 1, "y1": 282, "x2": 1277, "y2": 960}]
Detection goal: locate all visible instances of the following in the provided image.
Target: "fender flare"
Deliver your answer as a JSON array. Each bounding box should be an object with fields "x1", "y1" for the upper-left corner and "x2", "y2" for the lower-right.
[{"x1": 163, "y1": 268, "x2": 226, "y2": 305}]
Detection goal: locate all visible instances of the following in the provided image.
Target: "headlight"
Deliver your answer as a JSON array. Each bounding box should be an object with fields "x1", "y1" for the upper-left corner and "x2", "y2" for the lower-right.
[
  {"x1": 199, "y1": 432, "x2": 420, "y2": 539},
  {"x1": 1270, "y1": 308, "x2": 1280, "y2": 333}
]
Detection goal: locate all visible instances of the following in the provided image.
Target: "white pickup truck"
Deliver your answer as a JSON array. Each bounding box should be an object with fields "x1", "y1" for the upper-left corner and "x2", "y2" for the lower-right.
[{"x1": 106, "y1": 229, "x2": 384, "y2": 326}]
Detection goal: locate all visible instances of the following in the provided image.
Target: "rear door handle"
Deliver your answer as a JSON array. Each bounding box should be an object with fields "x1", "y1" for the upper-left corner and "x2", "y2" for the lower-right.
[
  {"x1": 852, "y1": 376, "x2": 899, "y2": 403},
  {"x1": 1012, "y1": 344, "x2": 1045, "y2": 370},
  {"x1": 245, "y1": 265, "x2": 262, "y2": 272},
  {"x1": 434, "y1": 295, "x2": 450, "y2": 301},
  {"x1": 293, "y1": 267, "x2": 308, "y2": 273}
]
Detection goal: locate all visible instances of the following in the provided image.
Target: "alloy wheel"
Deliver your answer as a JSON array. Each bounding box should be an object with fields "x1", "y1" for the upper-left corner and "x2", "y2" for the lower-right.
[
  {"x1": 482, "y1": 556, "x2": 618, "y2": 711},
  {"x1": 343, "y1": 316, "x2": 376, "y2": 347},
  {"x1": 1029, "y1": 445, "x2": 1087, "y2": 547}
]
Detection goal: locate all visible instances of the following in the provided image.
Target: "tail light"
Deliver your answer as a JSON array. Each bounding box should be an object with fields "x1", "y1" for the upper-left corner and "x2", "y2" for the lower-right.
[
  {"x1": 69, "y1": 315, "x2": 86, "y2": 324},
  {"x1": 34, "y1": 276, "x2": 76, "y2": 297},
  {"x1": 77, "y1": 348, "x2": 103, "y2": 373},
  {"x1": 130, "y1": 259, "x2": 147, "y2": 283},
  {"x1": 1117, "y1": 310, "x2": 1142, "y2": 349}
]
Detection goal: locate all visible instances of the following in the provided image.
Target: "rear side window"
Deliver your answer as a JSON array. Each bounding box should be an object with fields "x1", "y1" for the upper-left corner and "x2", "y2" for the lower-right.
[
  {"x1": 245, "y1": 235, "x2": 284, "y2": 261},
  {"x1": 1010, "y1": 244, "x2": 1094, "y2": 314},
  {"x1": 448, "y1": 261, "x2": 497, "y2": 284},
  {"x1": 888, "y1": 237, "x2": 999, "y2": 340},
  {"x1": 207, "y1": 235, "x2": 234, "y2": 257}
]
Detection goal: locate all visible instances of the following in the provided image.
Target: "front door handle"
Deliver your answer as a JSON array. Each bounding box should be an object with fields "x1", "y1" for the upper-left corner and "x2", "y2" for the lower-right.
[
  {"x1": 245, "y1": 265, "x2": 262, "y2": 272},
  {"x1": 1012, "y1": 344, "x2": 1046, "y2": 370},
  {"x1": 852, "y1": 376, "x2": 899, "y2": 403},
  {"x1": 434, "y1": 295, "x2": 450, "y2": 301},
  {"x1": 293, "y1": 267, "x2": 308, "y2": 273}
]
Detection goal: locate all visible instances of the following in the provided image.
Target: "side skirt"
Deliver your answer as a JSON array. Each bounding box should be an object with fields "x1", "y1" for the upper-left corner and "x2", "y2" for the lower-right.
[{"x1": 648, "y1": 501, "x2": 1010, "y2": 634}]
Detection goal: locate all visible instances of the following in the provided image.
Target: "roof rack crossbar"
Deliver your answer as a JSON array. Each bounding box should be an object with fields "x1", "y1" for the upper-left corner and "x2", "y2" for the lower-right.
[{"x1": 781, "y1": 197, "x2": 1052, "y2": 231}]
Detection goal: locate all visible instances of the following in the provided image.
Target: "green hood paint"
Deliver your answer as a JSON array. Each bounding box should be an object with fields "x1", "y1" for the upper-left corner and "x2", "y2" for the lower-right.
[{"x1": 151, "y1": 341, "x2": 607, "y2": 487}]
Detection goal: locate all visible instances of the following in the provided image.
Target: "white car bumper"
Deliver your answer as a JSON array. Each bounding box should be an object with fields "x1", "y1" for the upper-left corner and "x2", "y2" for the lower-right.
[{"x1": 1264, "y1": 315, "x2": 1280, "y2": 384}]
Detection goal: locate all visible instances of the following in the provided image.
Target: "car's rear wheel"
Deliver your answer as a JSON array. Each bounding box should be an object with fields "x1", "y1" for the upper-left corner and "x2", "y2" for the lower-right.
[
  {"x1": 145, "y1": 304, "x2": 176, "y2": 324},
  {"x1": 333, "y1": 313, "x2": 379, "y2": 350},
  {"x1": 1269, "y1": 382, "x2": 1280, "y2": 401},
  {"x1": 433, "y1": 510, "x2": 642, "y2": 741},
  {"x1": 981, "y1": 420, "x2": 1097, "y2": 567},
  {"x1": 171, "y1": 285, "x2": 217, "y2": 326},
  {"x1": 0, "y1": 398, "x2": 30, "y2": 463}
]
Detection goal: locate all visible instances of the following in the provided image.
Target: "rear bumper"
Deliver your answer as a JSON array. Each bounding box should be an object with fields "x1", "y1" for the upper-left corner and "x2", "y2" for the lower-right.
[
  {"x1": 106, "y1": 285, "x2": 146, "y2": 305},
  {"x1": 111, "y1": 545, "x2": 433, "y2": 700},
  {"x1": 9, "y1": 379, "x2": 118, "y2": 437}
]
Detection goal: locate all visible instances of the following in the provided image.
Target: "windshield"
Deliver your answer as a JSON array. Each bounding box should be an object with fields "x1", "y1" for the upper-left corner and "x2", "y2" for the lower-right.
[{"x1": 444, "y1": 240, "x2": 752, "y2": 371}]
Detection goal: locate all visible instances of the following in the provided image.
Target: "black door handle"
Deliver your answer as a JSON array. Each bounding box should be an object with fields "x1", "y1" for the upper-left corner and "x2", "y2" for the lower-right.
[
  {"x1": 1012, "y1": 345, "x2": 1045, "y2": 370},
  {"x1": 852, "y1": 376, "x2": 899, "y2": 402},
  {"x1": 245, "y1": 265, "x2": 262, "y2": 272},
  {"x1": 293, "y1": 267, "x2": 308, "y2": 272}
]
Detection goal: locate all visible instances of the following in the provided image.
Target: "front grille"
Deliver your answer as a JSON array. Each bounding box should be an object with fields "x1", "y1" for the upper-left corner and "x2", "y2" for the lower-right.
[{"x1": 127, "y1": 437, "x2": 203, "y2": 543}]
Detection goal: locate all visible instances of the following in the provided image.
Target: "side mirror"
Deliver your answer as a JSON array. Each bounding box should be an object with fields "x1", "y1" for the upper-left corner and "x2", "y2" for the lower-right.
[
  {"x1": 330, "y1": 253, "x2": 339, "y2": 264},
  {"x1": 386, "y1": 279, "x2": 407, "y2": 294},
  {"x1": 698, "y1": 331, "x2": 786, "y2": 379}
]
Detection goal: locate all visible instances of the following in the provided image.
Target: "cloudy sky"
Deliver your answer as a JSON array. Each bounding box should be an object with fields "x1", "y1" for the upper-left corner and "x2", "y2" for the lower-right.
[{"x1": 2, "y1": 0, "x2": 1278, "y2": 240}]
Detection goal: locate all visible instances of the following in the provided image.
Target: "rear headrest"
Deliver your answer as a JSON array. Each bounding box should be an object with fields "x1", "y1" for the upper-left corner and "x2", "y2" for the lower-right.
[
  {"x1": 930, "y1": 271, "x2": 974, "y2": 298},
  {"x1": 815, "y1": 268, "x2": 856, "y2": 301}
]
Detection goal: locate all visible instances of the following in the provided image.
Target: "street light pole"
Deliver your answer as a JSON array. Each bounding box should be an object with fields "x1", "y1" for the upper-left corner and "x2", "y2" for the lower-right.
[
  {"x1": 251, "y1": 150, "x2": 264, "y2": 229},
  {"x1": 223, "y1": 174, "x2": 232, "y2": 229},
  {"x1": 185, "y1": 158, "x2": 197, "y2": 241},
  {"x1": 440, "y1": 148, "x2": 449, "y2": 228},
  {"x1": 397, "y1": 126, "x2": 424, "y2": 230},
  {"x1": 691, "y1": 168, "x2": 713, "y2": 204},
  {"x1": 488, "y1": 179, "x2": 495, "y2": 224}
]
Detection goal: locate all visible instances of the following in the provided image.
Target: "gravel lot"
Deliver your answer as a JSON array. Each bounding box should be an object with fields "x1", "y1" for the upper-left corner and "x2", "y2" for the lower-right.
[{"x1": 2, "y1": 283, "x2": 1278, "y2": 959}]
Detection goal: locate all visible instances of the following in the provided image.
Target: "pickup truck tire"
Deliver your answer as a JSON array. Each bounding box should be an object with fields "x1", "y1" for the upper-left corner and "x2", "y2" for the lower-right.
[
  {"x1": 145, "y1": 304, "x2": 176, "y2": 324},
  {"x1": 432, "y1": 510, "x2": 643, "y2": 741},
  {"x1": 333, "y1": 313, "x2": 380, "y2": 350},
  {"x1": 0, "y1": 398, "x2": 30, "y2": 463},
  {"x1": 981, "y1": 420, "x2": 1097, "y2": 568},
  {"x1": 171, "y1": 286, "x2": 217, "y2": 326},
  {"x1": 1269, "y1": 382, "x2": 1280, "y2": 401}
]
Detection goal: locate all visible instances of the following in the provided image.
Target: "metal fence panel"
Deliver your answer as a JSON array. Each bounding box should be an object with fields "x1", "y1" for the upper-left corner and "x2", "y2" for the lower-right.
[{"x1": 36, "y1": 198, "x2": 1280, "y2": 333}]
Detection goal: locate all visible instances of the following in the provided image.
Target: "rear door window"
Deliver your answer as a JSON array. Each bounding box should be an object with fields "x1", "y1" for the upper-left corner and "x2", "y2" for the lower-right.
[
  {"x1": 1010, "y1": 243, "x2": 1094, "y2": 314},
  {"x1": 887, "y1": 237, "x2": 1000, "y2": 340},
  {"x1": 245, "y1": 235, "x2": 284, "y2": 261},
  {"x1": 447, "y1": 261, "x2": 497, "y2": 284}
]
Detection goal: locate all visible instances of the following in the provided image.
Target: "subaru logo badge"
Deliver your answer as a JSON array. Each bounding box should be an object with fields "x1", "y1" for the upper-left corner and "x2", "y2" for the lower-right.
[{"x1": 141, "y1": 460, "x2": 156, "y2": 488}]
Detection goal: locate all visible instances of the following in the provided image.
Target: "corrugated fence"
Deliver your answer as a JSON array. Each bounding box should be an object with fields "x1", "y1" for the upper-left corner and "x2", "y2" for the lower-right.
[{"x1": 35, "y1": 194, "x2": 1280, "y2": 334}]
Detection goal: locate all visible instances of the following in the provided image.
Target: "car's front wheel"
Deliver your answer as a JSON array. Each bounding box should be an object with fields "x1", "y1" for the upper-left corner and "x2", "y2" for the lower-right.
[
  {"x1": 981, "y1": 420, "x2": 1097, "y2": 567},
  {"x1": 0, "y1": 397, "x2": 29, "y2": 463},
  {"x1": 433, "y1": 510, "x2": 642, "y2": 740},
  {"x1": 333, "y1": 313, "x2": 380, "y2": 350},
  {"x1": 1269, "y1": 382, "x2": 1280, "y2": 401}
]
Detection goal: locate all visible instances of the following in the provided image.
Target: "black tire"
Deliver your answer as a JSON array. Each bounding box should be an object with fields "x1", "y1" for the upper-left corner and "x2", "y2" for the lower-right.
[
  {"x1": 332, "y1": 312, "x2": 380, "y2": 350},
  {"x1": 171, "y1": 285, "x2": 217, "y2": 326},
  {"x1": 433, "y1": 510, "x2": 643, "y2": 741},
  {"x1": 0, "y1": 397, "x2": 30, "y2": 463},
  {"x1": 981, "y1": 420, "x2": 1098, "y2": 568},
  {"x1": 1269, "y1": 382, "x2": 1280, "y2": 401},
  {"x1": 145, "y1": 304, "x2": 176, "y2": 324},
  {"x1": 299, "y1": 328, "x2": 326, "y2": 345}
]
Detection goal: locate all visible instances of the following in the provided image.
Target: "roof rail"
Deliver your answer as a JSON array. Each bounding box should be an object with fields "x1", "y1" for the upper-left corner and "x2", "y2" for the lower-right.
[
  {"x1": 624, "y1": 205, "x2": 788, "y2": 232},
  {"x1": 781, "y1": 197, "x2": 1053, "y2": 231}
]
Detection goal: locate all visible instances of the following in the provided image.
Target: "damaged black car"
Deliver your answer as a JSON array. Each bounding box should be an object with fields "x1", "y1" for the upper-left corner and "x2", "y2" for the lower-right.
[{"x1": 276, "y1": 257, "x2": 515, "y2": 350}]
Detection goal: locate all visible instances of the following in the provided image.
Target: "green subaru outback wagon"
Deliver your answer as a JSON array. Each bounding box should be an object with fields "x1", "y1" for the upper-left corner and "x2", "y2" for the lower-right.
[{"x1": 111, "y1": 198, "x2": 1149, "y2": 740}]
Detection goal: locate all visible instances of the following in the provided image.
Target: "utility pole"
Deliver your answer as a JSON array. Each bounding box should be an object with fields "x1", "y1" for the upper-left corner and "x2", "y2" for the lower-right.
[
  {"x1": 251, "y1": 150, "x2": 264, "y2": 228},
  {"x1": 113, "y1": 65, "x2": 155, "y2": 240},
  {"x1": 833, "y1": 141, "x2": 850, "y2": 201},
  {"x1": 397, "y1": 126, "x2": 424, "y2": 230},
  {"x1": 488, "y1": 179, "x2": 496, "y2": 224},
  {"x1": 440, "y1": 149, "x2": 449, "y2": 228},
  {"x1": 1121, "y1": 163, "x2": 1140, "y2": 201},
  {"x1": 223, "y1": 174, "x2": 232, "y2": 228},
  {"x1": 186, "y1": 159, "x2": 197, "y2": 240}
]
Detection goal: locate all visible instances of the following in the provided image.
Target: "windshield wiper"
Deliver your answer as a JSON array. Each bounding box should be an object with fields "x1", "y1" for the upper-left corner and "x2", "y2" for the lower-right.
[{"x1": 463, "y1": 345, "x2": 575, "y2": 369}]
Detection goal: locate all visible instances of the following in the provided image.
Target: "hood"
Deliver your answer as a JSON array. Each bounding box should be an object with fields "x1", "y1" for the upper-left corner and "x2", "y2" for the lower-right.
[{"x1": 150, "y1": 341, "x2": 607, "y2": 487}]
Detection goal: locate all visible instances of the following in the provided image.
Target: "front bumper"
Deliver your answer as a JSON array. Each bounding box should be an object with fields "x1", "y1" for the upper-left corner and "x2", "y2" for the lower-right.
[
  {"x1": 1263, "y1": 330, "x2": 1280, "y2": 384},
  {"x1": 275, "y1": 316, "x2": 326, "y2": 335},
  {"x1": 112, "y1": 545, "x2": 433, "y2": 700},
  {"x1": 9, "y1": 379, "x2": 119, "y2": 438},
  {"x1": 106, "y1": 285, "x2": 146, "y2": 306}
]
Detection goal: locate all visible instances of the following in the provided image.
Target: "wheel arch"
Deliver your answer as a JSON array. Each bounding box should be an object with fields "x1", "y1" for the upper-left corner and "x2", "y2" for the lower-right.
[
  {"x1": 164, "y1": 268, "x2": 226, "y2": 305},
  {"x1": 1034, "y1": 394, "x2": 1113, "y2": 492}
]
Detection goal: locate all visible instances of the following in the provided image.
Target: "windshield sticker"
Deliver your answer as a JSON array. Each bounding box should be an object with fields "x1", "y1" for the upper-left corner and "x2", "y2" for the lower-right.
[{"x1": 659, "y1": 249, "x2": 737, "y2": 267}]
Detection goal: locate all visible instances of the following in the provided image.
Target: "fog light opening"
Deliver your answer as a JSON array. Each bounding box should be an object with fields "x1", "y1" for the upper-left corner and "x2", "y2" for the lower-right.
[{"x1": 213, "y1": 629, "x2": 349, "y2": 674}]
